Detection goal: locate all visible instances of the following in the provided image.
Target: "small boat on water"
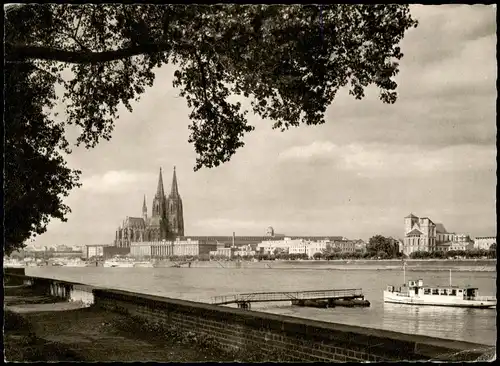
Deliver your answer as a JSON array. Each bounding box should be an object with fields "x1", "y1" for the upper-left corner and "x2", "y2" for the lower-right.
[
  {"x1": 103, "y1": 257, "x2": 135, "y2": 268},
  {"x1": 64, "y1": 259, "x2": 88, "y2": 267},
  {"x1": 133, "y1": 261, "x2": 154, "y2": 268},
  {"x1": 384, "y1": 265, "x2": 496, "y2": 309}
]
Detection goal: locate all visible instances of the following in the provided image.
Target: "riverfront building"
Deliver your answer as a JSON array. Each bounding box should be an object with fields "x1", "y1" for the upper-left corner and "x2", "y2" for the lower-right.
[
  {"x1": 111, "y1": 167, "x2": 348, "y2": 257},
  {"x1": 255, "y1": 237, "x2": 356, "y2": 258},
  {"x1": 130, "y1": 239, "x2": 216, "y2": 258},
  {"x1": 403, "y1": 214, "x2": 437, "y2": 255},
  {"x1": 402, "y1": 214, "x2": 474, "y2": 255},
  {"x1": 473, "y1": 236, "x2": 496, "y2": 250},
  {"x1": 114, "y1": 167, "x2": 184, "y2": 247}
]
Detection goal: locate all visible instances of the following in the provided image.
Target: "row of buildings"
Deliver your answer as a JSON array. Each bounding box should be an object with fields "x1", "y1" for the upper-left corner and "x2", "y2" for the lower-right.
[
  {"x1": 116, "y1": 236, "x2": 366, "y2": 260},
  {"x1": 106, "y1": 167, "x2": 363, "y2": 259},
  {"x1": 89, "y1": 169, "x2": 497, "y2": 260},
  {"x1": 402, "y1": 213, "x2": 496, "y2": 255}
]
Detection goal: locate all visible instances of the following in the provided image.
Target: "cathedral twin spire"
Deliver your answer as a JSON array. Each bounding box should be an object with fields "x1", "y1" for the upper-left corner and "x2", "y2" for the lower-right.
[
  {"x1": 153, "y1": 166, "x2": 179, "y2": 202},
  {"x1": 147, "y1": 167, "x2": 183, "y2": 237},
  {"x1": 156, "y1": 167, "x2": 166, "y2": 199},
  {"x1": 170, "y1": 166, "x2": 179, "y2": 197}
]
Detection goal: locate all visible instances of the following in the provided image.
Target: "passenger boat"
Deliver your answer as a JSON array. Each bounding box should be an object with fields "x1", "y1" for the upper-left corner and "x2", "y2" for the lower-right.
[
  {"x1": 133, "y1": 261, "x2": 154, "y2": 268},
  {"x1": 64, "y1": 259, "x2": 88, "y2": 267},
  {"x1": 103, "y1": 257, "x2": 134, "y2": 268},
  {"x1": 384, "y1": 264, "x2": 496, "y2": 309}
]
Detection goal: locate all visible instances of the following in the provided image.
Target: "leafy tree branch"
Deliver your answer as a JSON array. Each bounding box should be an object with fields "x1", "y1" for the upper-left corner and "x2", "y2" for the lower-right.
[{"x1": 4, "y1": 4, "x2": 418, "y2": 254}]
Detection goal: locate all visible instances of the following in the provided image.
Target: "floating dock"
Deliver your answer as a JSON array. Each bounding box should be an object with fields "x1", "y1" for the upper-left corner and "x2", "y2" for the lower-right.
[{"x1": 211, "y1": 288, "x2": 369, "y2": 309}]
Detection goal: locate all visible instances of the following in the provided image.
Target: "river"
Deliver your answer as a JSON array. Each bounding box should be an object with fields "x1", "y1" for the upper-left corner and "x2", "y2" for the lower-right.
[{"x1": 26, "y1": 264, "x2": 497, "y2": 346}]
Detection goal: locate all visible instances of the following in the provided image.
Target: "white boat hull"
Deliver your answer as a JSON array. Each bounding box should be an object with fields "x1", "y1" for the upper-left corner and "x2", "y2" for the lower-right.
[
  {"x1": 133, "y1": 262, "x2": 154, "y2": 268},
  {"x1": 103, "y1": 262, "x2": 134, "y2": 268},
  {"x1": 384, "y1": 291, "x2": 496, "y2": 309}
]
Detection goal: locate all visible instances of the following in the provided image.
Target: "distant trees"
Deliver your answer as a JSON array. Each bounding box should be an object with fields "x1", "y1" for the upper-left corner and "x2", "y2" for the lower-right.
[
  {"x1": 312, "y1": 252, "x2": 322, "y2": 260},
  {"x1": 198, "y1": 253, "x2": 210, "y2": 261},
  {"x1": 409, "y1": 248, "x2": 496, "y2": 260},
  {"x1": 366, "y1": 235, "x2": 401, "y2": 259}
]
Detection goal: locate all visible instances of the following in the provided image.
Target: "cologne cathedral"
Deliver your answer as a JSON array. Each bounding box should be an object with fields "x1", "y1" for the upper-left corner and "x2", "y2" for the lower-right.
[{"x1": 114, "y1": 167, "x2": 184, "y2": 247}]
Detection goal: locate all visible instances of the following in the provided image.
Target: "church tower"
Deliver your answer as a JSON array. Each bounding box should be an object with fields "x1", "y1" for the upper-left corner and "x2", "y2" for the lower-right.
[
  {"x1": 151, "y1": 167, "x2": 168, "y2": 239},
  {"x1": 166, "y1": 166, "x2": 184, "y2": 238},
  {"x1": 152, "y1": 168, "x2": 167, "y2": 218},
  {"x1": 142, "y1": 195, "x2": 148, "y2": 221}
]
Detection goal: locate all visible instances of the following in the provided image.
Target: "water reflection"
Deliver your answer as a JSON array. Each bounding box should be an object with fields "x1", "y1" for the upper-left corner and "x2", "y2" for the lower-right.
[{"x1": 382, "y1": 302, "x2": 496, "y2": 343}]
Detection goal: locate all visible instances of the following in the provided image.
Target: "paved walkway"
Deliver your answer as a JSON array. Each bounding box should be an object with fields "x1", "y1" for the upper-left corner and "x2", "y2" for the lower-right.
[{"x1": 4, "y1": 286, "x2": 232, "y2": 362}]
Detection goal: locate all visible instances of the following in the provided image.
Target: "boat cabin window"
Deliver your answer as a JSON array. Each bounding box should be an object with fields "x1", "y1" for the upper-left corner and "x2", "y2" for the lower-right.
[
  {"x1": 465, "y1": 289, "x2": 476, "y2": 298},
  {"x1": 450, "y1": 289, "x2": 457, "y2": 296},
  {"x1": 440, "y1": 289, "x2": 448, "y2": 295},
  {"x1": 432, "y1": 289, "x2": 439, "y2": 295},
  {"x1": 424, "y1": 288, "x2": 431, "y2": 295}
]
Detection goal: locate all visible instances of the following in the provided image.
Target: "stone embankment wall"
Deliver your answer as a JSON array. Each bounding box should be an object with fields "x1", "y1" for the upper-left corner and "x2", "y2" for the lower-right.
[
  {"x1": 4, "y1": 273, "x2": 491, "y2": 362},
  {"x1": 8, "y1": 274, "x2": 95, "y2": 306}
]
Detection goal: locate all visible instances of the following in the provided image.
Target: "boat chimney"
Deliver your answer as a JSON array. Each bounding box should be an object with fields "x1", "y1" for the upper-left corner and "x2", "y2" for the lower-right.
[{"x1": 418, "y1": 279, "x2": 423, "y2": 287}]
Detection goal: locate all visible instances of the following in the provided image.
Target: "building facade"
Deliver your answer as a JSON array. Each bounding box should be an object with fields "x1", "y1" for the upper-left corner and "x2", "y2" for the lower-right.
[
  {"x1": 209, "y1": 247, "x2": 234, "y2": 258},
  {"x1": 233, "y1": 244, "x2": 257, "y2": 257},
  {"x1": 403, "y1": 214, "x2": 476, "y2": 255},
  {"x1": 473, "y1": 236, "x2": 496, "y2": 250},
  {"x1": 85, "y1": 244, "x2": 113, "y2": 259},
  {"x1": 403, "y1": 213, "x2": 437, "y2": 255},
  {"x1": 114, "y1": 167, "x2": 184, "y2": 247},
  {"x1": 130, "y1": 239, "x2": 216, "y2": 259},
  {"x1": 330, "y1": 239, "x2": 356, "y2": 253}
]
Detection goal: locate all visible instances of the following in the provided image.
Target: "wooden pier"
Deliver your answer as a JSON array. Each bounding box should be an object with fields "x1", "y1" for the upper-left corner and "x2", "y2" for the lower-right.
[{"x1": 211, "y1": 288, "x2": 366, "y2": 309}]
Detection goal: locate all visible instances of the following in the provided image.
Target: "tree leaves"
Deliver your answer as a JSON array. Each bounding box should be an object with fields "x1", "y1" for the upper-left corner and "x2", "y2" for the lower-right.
[
  {"x1": 4, "y1": 4, "x2": 418, "y2": 252},
  {"x1": 4, "y1": 61, "x2": 81, "y2": 255},
  {"x1": 6, "y1": 4, "x2": 418, "y2": 171},
  {"x1": 367, "y1": 235, "x2": 400, "y2": 258}
]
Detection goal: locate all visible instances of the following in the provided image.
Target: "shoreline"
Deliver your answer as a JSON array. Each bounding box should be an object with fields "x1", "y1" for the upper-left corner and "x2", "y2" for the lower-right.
[
  {"x1": 12, "y1": 258, "x2": 496, "y2": 272},
  {"x1": 183, "y1": 259, "x2": 497, "y2": 271}
]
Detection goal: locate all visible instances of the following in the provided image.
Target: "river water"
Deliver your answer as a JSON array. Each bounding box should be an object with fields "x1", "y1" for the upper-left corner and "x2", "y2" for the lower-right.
[{"x1": 26, "y1": 264, "x2": 497, "y2": 346}]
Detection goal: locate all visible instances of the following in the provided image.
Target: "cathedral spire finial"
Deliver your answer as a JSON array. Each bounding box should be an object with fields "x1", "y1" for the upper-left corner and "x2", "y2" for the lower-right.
[
  {"x1": 170, "y1": 166, "x2": 179, "y2": 196},
  {"x1": 156, "y1": 167, "x2": 165, "y2": 198}
]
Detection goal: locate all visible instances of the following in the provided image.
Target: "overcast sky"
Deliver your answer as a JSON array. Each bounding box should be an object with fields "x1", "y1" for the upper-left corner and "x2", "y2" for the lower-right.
[{"x1": 31, "y1": 5, "x2": 496, "y2": 247}]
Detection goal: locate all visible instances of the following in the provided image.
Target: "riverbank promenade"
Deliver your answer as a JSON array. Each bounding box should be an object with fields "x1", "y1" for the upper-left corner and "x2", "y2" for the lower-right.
[
  {"x1": 4, "y1": 274, "x2": 496, "y2": 363},
  {"x1": 4, "y1": 285, "x2": 231, "y2": 362}
]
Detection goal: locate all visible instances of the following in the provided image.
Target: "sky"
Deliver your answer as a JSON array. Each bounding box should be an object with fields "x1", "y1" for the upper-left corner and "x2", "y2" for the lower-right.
[{"x1": 30, "y1": 5, "x2": 497, "y2": 247}]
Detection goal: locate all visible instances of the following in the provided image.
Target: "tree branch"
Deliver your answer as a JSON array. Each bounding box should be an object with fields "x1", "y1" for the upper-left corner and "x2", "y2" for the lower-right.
[
  {"x1": 31, "y1": 63, "x2": 64, "y2": 83},
  {"x1": 5, "y1": 42, "x2": 173, "y2": 64},
  {"x1": 194, "y1": 50, "x2": 208, "y2": 103}
]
